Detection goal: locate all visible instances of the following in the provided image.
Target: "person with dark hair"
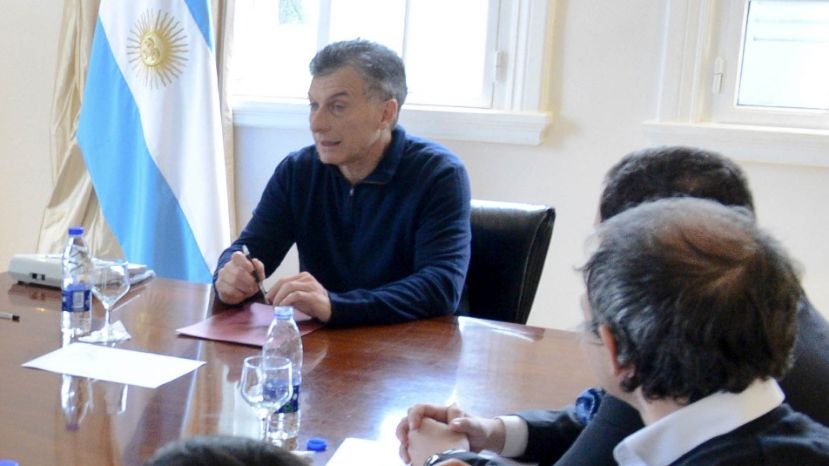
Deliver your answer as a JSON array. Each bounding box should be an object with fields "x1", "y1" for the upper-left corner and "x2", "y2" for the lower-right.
[
  {"x1": 575, "y1": 198, "x2": 829, "y2": 465},
  {"x1": 213, "y1": 39, "x2": 471, "y2": 326},
  {"x1": 143, "y1": 435, "x2": 307, "y2": 466},
  {"x1": 598, "y1": 145, "x2": 754, "y2": 219},
  {"x1": 403, "y1": 198, "x2": 829, "y2": 466},
  {"x1": 550, "y1": 146, "x2": 829, "y2": 466},
  {"x1": 397, "y1": 146, "x2": 829, "y2": 465}
]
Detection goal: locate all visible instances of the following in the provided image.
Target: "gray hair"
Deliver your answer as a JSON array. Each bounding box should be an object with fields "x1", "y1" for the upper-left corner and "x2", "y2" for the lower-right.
[
  {"x1": 309, "y1": 39, "x2": 407, "y2": 110},
  {"x1": 583, "y1": 197, "x2": 801, "y2": 402}
]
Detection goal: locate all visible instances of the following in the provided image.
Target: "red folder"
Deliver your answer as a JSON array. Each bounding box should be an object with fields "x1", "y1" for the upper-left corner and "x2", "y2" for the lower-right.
[{"x1": 176, "y1": 302, "x2": 323, "y2": 347}]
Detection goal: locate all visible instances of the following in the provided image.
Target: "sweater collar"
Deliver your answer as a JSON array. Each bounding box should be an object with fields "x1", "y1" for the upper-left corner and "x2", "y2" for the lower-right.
[{"x1": 360, "y1": 125, "x2": 405, "y2": 185}]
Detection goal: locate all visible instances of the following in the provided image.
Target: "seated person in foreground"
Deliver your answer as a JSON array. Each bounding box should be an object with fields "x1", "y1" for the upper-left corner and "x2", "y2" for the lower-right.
[
  {"x1": 397, "y1": 146, "x2": 829, "y2": 465},
  {"x1": 143, "y1": 435, "x2": 307, "y2": 466},
  {"x1": 402, "y1": 198, "x2": 829, "y2": 466},
  {"x1": 213, "y1": 39, "x2": 471, "y2": 327}
]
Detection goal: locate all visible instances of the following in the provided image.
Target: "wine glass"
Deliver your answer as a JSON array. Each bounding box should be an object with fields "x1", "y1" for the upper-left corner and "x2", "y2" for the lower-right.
[
  {"x1": 84, "y1": 258, "x2": 131, "y2": 343},
  {"x1": 239, "y1": 355, "x2": 293, "y2": 442}
]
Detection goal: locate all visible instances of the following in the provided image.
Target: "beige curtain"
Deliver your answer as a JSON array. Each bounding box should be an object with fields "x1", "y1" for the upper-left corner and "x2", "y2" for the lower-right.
[
  {"x1": 38, "y1": 0, "x2": 238, "y2": 256},
  {"x1": 214, "y1": 0, "x2": 238, "y2": 235},
  {"x1": 37, "y1": 0, "x2": 122, "y2": 258}
]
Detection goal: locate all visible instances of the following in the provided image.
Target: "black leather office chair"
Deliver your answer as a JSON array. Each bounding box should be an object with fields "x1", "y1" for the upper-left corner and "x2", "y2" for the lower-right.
[{"x1": 464, "y1": 199, "x2": 556, "y2": 324}]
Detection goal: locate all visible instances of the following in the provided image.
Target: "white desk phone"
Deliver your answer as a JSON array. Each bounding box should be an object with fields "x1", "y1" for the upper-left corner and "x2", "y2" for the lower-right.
[{"x1": 9, "y1": 254, "x2": 154, "y2": 288}]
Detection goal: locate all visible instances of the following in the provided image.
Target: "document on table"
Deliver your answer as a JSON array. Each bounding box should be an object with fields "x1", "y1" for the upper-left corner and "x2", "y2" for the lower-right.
[
  {"x1": 176, "y1": 302, "x2": 323, "y2": 347},
  {"x1": 327, "y1": 438, "x2": 535, "y2": 466},
  {"x1": 22, "y1": 343, "x2": 205, "y2": 388},
  {"x1": 327, "y1": 438, "x2": 406, "y2": 466}
]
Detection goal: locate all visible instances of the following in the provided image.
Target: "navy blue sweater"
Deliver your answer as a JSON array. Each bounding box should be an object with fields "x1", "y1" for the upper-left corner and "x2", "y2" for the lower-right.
[
  {"x1": 671, "y1": 404, "x2": 829, "y2": 465},
  {"x1": 215, "y1": 126, "x2": 471, "y2": 326}
]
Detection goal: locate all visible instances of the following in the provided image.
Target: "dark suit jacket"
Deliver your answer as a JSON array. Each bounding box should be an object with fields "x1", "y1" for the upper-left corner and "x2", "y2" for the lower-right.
[
  {"x1": 553, "y1": 296, "x2": 829, "y2": 466},
  {"x1": 430, "y1": 404, "x2": 829, "y2": 466},
  {"x1": 670, "y1": 404, "x2": 829, "y2": 465},
  {"x1": 434, "y1": 297, "x2": 829, "y2": 466}
]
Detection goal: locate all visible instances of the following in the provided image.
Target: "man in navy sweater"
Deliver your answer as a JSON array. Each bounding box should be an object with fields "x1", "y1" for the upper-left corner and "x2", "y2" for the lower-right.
[{"x1": 213, "y1": 40, "x2": 471, "y2": 326}]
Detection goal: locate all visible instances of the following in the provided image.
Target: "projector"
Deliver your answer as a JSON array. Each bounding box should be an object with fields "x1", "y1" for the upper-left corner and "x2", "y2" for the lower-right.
[{"x1": 8, "y1": 254, "x2": 153, "y2": 288}]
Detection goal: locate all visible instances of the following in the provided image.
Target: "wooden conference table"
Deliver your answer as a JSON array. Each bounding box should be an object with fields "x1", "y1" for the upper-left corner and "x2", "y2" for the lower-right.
[{"x1": 0, "y1": 273, "x2": 596, "y2": 465}]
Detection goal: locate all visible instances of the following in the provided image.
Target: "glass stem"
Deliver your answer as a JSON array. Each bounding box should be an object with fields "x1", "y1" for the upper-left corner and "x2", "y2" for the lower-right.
[
  {"x1": 103, "y1": 304, "x2": 112, "y2": 337},
  {"x1": 259, "y1": 414, "x2": 270, "y2": 442}
]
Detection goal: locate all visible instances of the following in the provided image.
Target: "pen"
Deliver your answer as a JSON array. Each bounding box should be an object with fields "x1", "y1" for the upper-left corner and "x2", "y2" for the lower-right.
[
  {"x1": 241, "y1": 245, "x2": 269, "y2": 304},
  {"x1": 0, "y1": 311, "x2": 20, "y2": 322}
]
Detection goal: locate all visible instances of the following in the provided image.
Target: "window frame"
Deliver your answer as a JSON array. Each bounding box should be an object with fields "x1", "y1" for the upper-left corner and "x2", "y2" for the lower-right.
[
  {"x1": 231, "y1": 0, "x2": 554, "y2": 145},
  {"x1": 644, "y1": 0, "x2": 829, "y2": 167},
  {"x1": 707, "y1": 0, "x2": 829, "y2": 129}
]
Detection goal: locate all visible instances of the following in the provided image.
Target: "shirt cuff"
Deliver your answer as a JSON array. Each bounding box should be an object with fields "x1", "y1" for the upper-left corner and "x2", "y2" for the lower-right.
[{"x1": 496, "y1": 415, "x2": 529, "y2": 458}]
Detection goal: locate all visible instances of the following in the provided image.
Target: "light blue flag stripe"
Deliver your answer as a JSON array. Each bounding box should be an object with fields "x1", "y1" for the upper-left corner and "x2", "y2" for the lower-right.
[
  {"x1": 77, "y1": 18, "x2": 212, "y2": 283},
  {"x1": 184, "y1": 0, "x2": 213, "y2": 50}
]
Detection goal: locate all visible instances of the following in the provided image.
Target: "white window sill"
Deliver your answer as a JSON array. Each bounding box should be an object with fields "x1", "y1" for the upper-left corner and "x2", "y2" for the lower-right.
[
  {"x1": 643, "y1": 121, "x2": 829, "y2": 168},
  {"x1": 232, "y1": 99, "x2": 552, "y2": 146}
]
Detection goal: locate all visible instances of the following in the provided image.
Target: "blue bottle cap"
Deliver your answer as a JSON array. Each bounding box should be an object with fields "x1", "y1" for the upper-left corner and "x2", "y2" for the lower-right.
[
  {"x1": 306, "y1": 437, "x2": 327, "y2": 452},
  {"x1": 0, "y1": 460, "x2": 20, "y2": 466},
  {"x1": 68, "y1": 226, "x2": 84, "y2": 236}
]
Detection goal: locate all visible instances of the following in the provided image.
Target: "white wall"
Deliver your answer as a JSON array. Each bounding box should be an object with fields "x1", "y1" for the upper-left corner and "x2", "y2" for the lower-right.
[
  {"x1": 739, "y1": 161, "x2": 829, "y2": 318},
  {"x1": 3, "y1": 1, "x2": 828, "y2": 330}
]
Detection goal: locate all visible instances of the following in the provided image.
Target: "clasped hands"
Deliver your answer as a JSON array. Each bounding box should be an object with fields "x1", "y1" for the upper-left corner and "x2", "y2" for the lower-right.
[
  {"x1": 215, "y1": 251, "x2": 332, "y2": 322},
  {"x1": 396, "y1": 403, "x2": 506, "y2": 466}
]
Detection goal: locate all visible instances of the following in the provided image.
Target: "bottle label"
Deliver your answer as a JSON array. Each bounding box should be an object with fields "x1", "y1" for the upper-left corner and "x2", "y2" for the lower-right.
[
  {"x1": 62, "y1": 287, "x2": 91, "y2": 312},
  {"x1": 277, "y1": 383, "x2": 300, "y2": 414}
]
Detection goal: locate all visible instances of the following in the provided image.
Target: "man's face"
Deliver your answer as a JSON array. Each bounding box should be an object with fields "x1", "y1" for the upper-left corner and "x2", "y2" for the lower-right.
[{"x1": 308, "y1": 66, "x2": 394, "y2": 173}]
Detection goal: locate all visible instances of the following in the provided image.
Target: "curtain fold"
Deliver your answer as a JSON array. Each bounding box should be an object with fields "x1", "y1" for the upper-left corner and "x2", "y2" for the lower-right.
[
  {"x1": 214, "y1": 0, "x2": 238, "y2": 236},
  {"x1": 38, "y1": 0, "x2": 123, "y2": 258},
  {"x1": 39, "y1": 0, "x2": 238, "y2": 258}
]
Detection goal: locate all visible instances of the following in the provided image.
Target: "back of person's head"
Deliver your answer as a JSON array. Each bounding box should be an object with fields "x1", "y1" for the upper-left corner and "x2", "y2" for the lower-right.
[
  {"x1": 599, "y1": 146, "x2": 755, "y2": 221},
  {"x1": 583, "y1": 197, "x2": 801, "y2": 403},
  {"x1": 309, "y1": 38, "x2": 408, "y2": 109},
  {"x1": 143, "y1": 436, "x2": 307, "y2": 466}
]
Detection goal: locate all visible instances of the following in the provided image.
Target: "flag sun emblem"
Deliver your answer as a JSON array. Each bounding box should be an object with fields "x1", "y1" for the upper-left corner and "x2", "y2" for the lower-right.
[{"x1": 127, "y1": 9, "x2": 188, "y2": 89}]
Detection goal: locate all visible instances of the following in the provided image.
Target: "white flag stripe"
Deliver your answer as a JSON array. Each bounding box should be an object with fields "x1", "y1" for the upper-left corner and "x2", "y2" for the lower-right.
[{"x1": 98, "y1": 0, "x2": 229, "y2": 271}]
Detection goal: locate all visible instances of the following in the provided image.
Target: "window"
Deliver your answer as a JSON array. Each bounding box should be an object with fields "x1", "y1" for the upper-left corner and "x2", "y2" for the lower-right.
[
  {"x1": 231, "y1": 0, "x2": 553, "y2": 145},
  {"x1": 736, "y1": 1, "x2": 829, "y2": 110},
  {"x1": 233, "y1": 0, "x2": 495, "y2": 108},
  {"x1": 645, "y1": 0, "x2": 829, "y2": 167},
  {"x1": 708, "y1": 0, "x2": 829, "y2": 129}
]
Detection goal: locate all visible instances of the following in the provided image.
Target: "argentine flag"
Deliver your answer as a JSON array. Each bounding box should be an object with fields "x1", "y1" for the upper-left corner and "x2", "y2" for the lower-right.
[{"x1": 77, "y1": 0, "x2": 230, "y2": 283}]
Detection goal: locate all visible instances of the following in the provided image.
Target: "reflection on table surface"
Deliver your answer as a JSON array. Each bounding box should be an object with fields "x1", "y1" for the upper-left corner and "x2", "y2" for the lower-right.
[{"x1": 0, "y1": 273, "x2": 595, "y2": 465}]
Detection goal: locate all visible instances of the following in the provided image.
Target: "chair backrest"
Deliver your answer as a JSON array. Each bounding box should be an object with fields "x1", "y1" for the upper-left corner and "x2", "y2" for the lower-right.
[{"x1": 465, "y1": 199, "x2": 556, "y2": 324}]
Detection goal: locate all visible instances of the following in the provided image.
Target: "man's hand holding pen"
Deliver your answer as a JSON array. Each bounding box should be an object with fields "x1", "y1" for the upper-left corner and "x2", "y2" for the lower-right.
[
  {"x1": 214, "y1": 248, "x2": 268, "y2": 305},
  {"x1": 242, "y1": 245, "x2": 270, "y2": 304},
  {"x1": 215, "y1": 246, "x2": 332, "y2": 323}
]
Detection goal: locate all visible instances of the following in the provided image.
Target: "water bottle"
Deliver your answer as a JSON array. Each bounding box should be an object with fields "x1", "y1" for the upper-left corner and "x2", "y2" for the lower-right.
[
  {"x1": 61, "y1": 226, "x2": 92, "y2": 337},
  {"x1": 263, "y1": 305, "x2": 303, "y2": 443}
]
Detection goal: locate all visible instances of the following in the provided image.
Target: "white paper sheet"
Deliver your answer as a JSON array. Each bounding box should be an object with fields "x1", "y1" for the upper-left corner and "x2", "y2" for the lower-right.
[
  {"x1": 326, "y1": 438, "x2": 406, "y2": 466},
  {"x1": 326, "y1": 438, "x2": 535, "y2": 466},
  {"x1": 22, "y1": 343, "x2": 205, "y2": 388}
]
